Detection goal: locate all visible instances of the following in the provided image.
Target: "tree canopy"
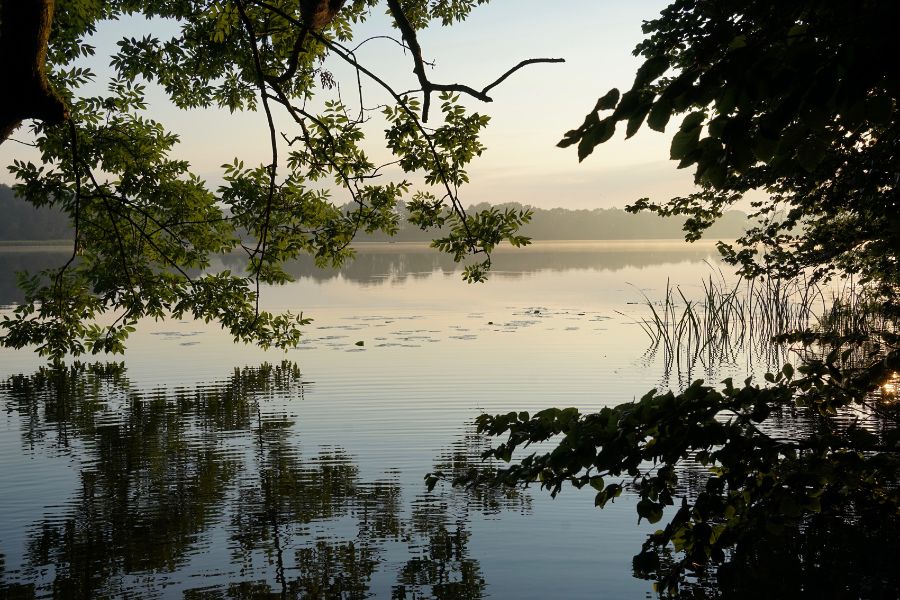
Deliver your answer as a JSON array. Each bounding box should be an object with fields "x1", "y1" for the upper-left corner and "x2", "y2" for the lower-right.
[
  {"x1": 561, "y1": 0, "x2": 899, "y2": 288},
  {"x1": 0, "y1": 0, "x2": 551, "y2": 358},
  {"x1": 431, "y1": 0, "x2": 900, "y2": 595}
]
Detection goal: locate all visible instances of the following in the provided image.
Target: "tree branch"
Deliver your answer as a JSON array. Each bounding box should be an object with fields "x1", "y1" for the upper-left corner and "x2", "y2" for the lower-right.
[
  {"x1": 384, "y1": 0, "x2": 564, "y2": 122},
  {"x1": 235, "y1": 0, "x2": 281, "y2": 317}
]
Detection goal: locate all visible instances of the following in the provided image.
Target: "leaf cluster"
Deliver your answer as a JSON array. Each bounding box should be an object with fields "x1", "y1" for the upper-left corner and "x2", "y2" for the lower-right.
[
  {"x1": 561, "y1": 0, "x2": 900, "y2": 286},
  {"x1": 1, "y1": 0, "x2": 550, "y2": 358},
  {"x1": 506, "y1": 7, "x2": 900, "y2": 588},
  {"x1": 438, "y1": 348, "x2": 900, "y2": 592}
]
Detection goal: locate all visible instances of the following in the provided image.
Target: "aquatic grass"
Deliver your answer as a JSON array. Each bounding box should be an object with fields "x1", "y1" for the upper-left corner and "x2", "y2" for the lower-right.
[
  {"x1": 623, "y1": 267, "x2": 870, "y2": 382},
  {"x1": 627, "y1": 267, "x2": 898, "y2": 386},
  {"x1": 814, "y1": 279, "x2": 893, "y2": 341}
]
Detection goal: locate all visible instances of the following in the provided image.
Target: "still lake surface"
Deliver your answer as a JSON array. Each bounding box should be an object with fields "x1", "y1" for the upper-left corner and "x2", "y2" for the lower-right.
[{"x1": 0, "y1": 241, "x2": 784, "y2": 599}]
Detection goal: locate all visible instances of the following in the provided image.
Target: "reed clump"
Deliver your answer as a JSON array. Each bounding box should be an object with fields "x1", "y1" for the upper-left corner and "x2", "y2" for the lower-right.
[{"x1": 625, "y1": 269, "x2": 890, "y2": 379}]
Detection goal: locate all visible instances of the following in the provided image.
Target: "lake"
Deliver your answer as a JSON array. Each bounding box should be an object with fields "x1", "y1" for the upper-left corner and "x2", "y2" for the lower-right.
[{"x1": 0, "y1": 241, "x2": 783, "y2": 599}]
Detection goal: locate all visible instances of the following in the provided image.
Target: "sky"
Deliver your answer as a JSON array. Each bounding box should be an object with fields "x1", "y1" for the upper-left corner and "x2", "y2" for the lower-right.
[{"x1": 0, "y1": 0, "x2": 699, "y2": 210}]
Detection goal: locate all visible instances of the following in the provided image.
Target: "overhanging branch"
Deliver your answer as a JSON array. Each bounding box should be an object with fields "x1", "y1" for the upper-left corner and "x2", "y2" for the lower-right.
[{"x1": 384, "y1": 0, "x2": 564, "y2": 122}]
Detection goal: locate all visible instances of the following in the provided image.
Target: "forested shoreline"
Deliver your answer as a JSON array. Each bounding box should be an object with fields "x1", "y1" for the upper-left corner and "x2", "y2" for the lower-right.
[
  {"x1": 356, "y1": 202, "x2": 750, "y2": 242},
  {"x1": 0, "y1": 184, "x2": 747, "y2": 242}
]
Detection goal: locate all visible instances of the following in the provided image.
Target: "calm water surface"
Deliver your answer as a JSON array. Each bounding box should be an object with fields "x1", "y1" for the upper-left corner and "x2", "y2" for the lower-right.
[{"x1": 0, "y1": 241, "x2": 777, "y2": 599}]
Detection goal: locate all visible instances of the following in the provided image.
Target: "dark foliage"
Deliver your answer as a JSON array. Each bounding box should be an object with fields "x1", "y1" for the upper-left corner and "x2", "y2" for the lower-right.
[{"x1": 444, "y1": 1, "x2": 900, "y2": 595}]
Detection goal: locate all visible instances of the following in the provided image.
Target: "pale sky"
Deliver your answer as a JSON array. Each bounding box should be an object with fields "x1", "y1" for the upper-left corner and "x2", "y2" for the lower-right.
[{"x1": 0, "y1": 1, "x2": 698, "y2": 210}]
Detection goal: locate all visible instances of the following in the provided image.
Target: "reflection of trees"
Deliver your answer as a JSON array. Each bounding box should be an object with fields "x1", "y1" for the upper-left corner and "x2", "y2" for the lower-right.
[
  {"x1": 229, "y1": 419, "x2": 368, "y2": 598},
  {"x1": 391, "y1": 429, "x2": 533, "y2": 600},
  {"x1": 395, "y1": 505, "x2": 484, "y2": 600},
  {"x1": 0, "y1": 245, "x2": 720, "y2": 305},
  {"x1": 5, "y1": 363, "x2": 271, "y2": 597},
  {"x1": 428, "y1": 428, "x2": 531, "y2": 517},
  {"x1": 645, "y1": 506, "x2": 900, "y2": 599},
  {"x1": 0, "y1": 249, "x2": 72, "y2": 306},
  {"x1": 5, "y1": 362, "x2": 129, "y2": 452},
  {"x1": 0, "y1": 363, "x2": 529, "y2": 599},
  {"x1": 657, "y1": 400, "x2": 900, "y2": 598},
  {"x1": 0, "y1": 552, "x2": 35, "y2": 599},
  {"x1": 207, "y1": 244, "x2": 719, "y2": 287}
]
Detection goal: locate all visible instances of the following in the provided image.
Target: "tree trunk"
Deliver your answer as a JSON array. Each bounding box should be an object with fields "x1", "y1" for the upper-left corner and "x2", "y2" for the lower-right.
[
  {"x1": 300, "y1": 0, "x2": 345, "y2": 31},
  {"x1": 0, "y1": 0, "x2": 68, "y2": 144}
]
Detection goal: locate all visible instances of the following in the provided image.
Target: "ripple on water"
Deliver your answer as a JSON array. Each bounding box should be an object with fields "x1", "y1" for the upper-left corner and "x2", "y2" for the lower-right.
[{"x1": 1, "y1": 246, "x2": 758, "y2": 598}]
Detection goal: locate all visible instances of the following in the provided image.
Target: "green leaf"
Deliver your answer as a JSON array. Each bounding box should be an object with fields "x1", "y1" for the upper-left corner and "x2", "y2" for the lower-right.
[
  {"x1": 670, "y1": 127, "x2": 700, "y2": 161},
  {"x1": 753, "y1": 136, "x2": 778, "y2": 162},
  {"x1": 594, "y1": 88, "x2": 620, "y2": 112},
  {"x1": 637, "y1": 499, "x2": 664, "y2": 524},
  {"x1": 646, "y1": 100, "x2": 672, "y2": 132},
  {"x1": 557, "y1": 130, "x2": 580, "y2": 148},
  {"x1": 578, "y1": 117, "x2": 616, "y2": 161},
  {"x1": 728, "y1": 34, "x2": 747, "y2": 49},
  {"x1": 633, "y1": 56, "x2": 669, "y2": 87},
  {"x1": 702, "y1": 163, "x2": 727, "y2": 188},
  {"x1": 679, "y1": 111, "x2": 706, "y2": 133},
  {"x1": 625, "y1": 103, "x2": 652, "y2": 139},
  {"x1": 796, "y1": 138, "x2": 827, "y2": 172}
]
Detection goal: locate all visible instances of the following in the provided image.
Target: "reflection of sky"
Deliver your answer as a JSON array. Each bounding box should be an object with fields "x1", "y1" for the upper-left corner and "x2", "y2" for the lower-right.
[
  {"x1": 0, "y1": 2, "x2": 701, "y2": 209},
  {"x1": 0, "y1": 358, "x2": 657, "y2": 598},
  {"x1": 1, "y1": 240, "x2": 739, "y2": 396},
  {"x1": 0, "y1": 241, "x2": 744, "y2": 468},
  {"x1": 0, "y1": 244, "x2": 771, "y2": 598}
]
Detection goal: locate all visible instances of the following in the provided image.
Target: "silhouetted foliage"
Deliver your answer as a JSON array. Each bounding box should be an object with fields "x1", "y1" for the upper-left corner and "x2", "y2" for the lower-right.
[
  {"x1": 445, "y1": 0, "x2": 900, "y2": 595},
  {"x1": 563, "y1": 0, "x2": 899, "y2": 289}
]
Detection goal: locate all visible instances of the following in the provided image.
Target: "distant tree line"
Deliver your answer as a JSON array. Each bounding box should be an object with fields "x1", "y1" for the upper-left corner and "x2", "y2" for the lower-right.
[
  {"x1": 0, "y1": 186, "x2": 745, "y2": 243},
  {"x1": 507, "y1": 204, "x2": 748, "y2": 241},
  {"x1": 0, "y1": 184, "x2": 72, "y2": 241},
  {"x1": 357, "y1": 202, "x2": 750, "y2": 242}
]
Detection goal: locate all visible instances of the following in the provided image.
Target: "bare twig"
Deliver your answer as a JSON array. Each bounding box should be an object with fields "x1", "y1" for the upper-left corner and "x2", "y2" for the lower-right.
[
  {"x1": 320, "y1": 34, "x2": 476, "y2": 246},
  {"x1": 481, "y1": 57, "x2": 566, "y2": 96},
  {"x1": 350, "y1": 34, "x2": 410, "y2": 54},
  {"x1": 384, "y1": 0, "x2": 563, "y2": 122}
]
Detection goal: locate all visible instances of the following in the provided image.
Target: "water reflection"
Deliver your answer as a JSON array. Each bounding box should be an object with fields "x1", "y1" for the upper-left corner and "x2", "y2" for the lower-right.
[
  {"x1": 0, "y1": 242, "x2": 721, "y2": 307},
  {"x1": 0, "y1": 247, "x2": 74, "y2": 307},
  {"x1": 645, "y1": 499, "x2": 900, "y2": 598},
  {"x1": 207, "y1": 242, "x2": 721, "y2": 287},
  {"x1": 0, "y1": 362, "x2": 529, "y2": 599}
]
